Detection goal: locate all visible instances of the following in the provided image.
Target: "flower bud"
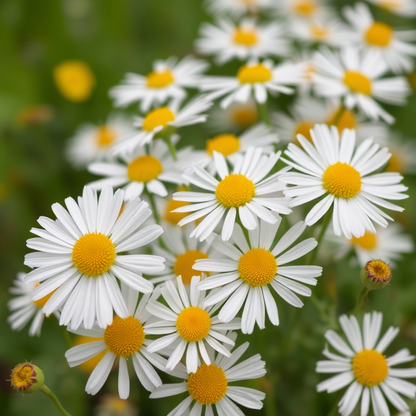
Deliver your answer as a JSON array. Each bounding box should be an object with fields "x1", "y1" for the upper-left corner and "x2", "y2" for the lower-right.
[
  {"x1": 10, "y1": 362, "x2": 44, "y2": 394},
  {"x1": 361, "y1": 260, "x2": 392, "y2": 290}
]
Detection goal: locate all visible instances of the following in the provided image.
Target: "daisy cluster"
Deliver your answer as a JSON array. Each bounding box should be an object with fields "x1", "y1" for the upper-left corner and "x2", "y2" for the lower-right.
[{"x1": 8, "y1": 0, "x2": 416, "y2": 415}]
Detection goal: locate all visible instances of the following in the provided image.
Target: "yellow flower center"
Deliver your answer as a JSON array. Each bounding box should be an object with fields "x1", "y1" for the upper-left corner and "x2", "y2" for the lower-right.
[
  {"x1": 311, "y1": 26, "x2": 328, "y2": 38},
  {"x1": 104, "y1": 316, "x2": 145, "y2": 357},
  {"x1": 323, "y1": 162, "x2": 362, "y2": 199},
  {"x1": 365, "y1": 22, "x2": 393, "y2": 47},
  {"x1": 142, "y1": 107, "x2": 175, "y2": 132},
  {"x1": 231, "y1": 106, "x2": 258, "y2": 128},
  {"x1": 206, "y1": 134, "x2": 241, "y2": 157},
  {"x1": 176, "y1": 306, "x2": 211, "y2": 342},
  {"x1": 327, "y1": 108, "x2": 357, "y2": 133},
  {"x1": 233, "y1": 27, "x2": 258, "y2": 46},
  {"x1": 351, "y1": 231, "x2": 378, "y2": 250},
  {"x1": 294, "y1": 121, "x2": 314, "y2": 143},
  {"x1": 380, "y1": 0, "x2": 401, "y2": 10},
  {"x1": 343, "y1": 71, "x2": 372, "y2": 96},
  {"x1": 386, "y1": 151, "x2": 404, "y2": 173},
  {"x1": 32, "y1": 283, "x2": 57, "y2": 309},
  {"x1": 127, "y1": 155, "x2": 163, "y2": 183},
  {"x1": 187, "y1": 364, "x2": 228, "y2": 405},
  {"x1": 146, "y1": 70, "x2": 175, "y2": 89},
  {"x1": 238, "y1": 248, "x2": 277, "y2": 287},
  {"x1": 74, "y1": 335, "x2": 106, "y2": 373},
  {"x1": 237, "y1": 64, "x2": 272, "y2": 84},
  {"x1": 216, "y1": 174, "x2": 255, "y2": 208},
  {"x1": 95, "y1": 125, "x2": 117, "y2": 147},
  {"x1": 72, "y1": 233, "x2": 116, "y2": 277},
  {"x1": 173, "y1": 250, "x2": 209, "y2": 285},
  {"x1": 353, "y1": 349, "x2": 389, "y2": 387},
  {"x1": 365, "y1": 260, "x2": 392, "y2": 283},
  {"x1": 164, "y1": 197, "x2": 190, "y2": 225},
  {"x1": 293, "y1": 1, "x2": 316, "y2": 15},
  {"x1": 11, "y1": 364, "x2": 35, "y2": 391},
  {"x1": 53, "y1": 60, "x2": 95, "y2": 102}
]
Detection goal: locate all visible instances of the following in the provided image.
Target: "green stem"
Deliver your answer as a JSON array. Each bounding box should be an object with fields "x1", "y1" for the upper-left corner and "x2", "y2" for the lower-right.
[
  {"x1": 331, "y1": 103, "x2": 346, "y2": 128},
  {"x1": 327, "y1": 397, "x2": 340, "y2": 416},
  {"x1": 307, "y1": 211, "x2": 332, "y2": 265},
  {"x1": 353, "y1": 287, "x2": 370, "y2": 315},
  {"x1": 256, "y1": 101, "x2": 271, "y2": 127},
  {"x1": 265, "y1": 389, "x2": 278, "y2": 416},
  {"x1": 41, "y1": 385, "x2": 72, "y2": 416},
  {"x1": 145, "y1": 188, "x2": 160, "y2": 224},
  {"x1": 166, "y1": 134, "x2": 178, "y2": 161}
]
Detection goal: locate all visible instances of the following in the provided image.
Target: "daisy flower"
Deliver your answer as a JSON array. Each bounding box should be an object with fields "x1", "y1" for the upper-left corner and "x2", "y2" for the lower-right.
[
  {"x1": 7, "y1": 272, "x2": 59, "y2": 337},
  {"x1": 109, "y1": 56, "x2": 209, "y2": 112},
  {"x1": 201, "y1": 59, "x2": 305, "y2": 108},
  {"x1": 205, "y1": 0, "x2": 274, "y2": 18},
  {"x1": 344, "y1": 3, "x2": 416, "y2": 74},
  {"x1": 195, "y1": 18, "x2": 290, "y2": 64},
  {"x1": 380, "y1": 133, "x2": 416, "y2": 175},
  {"x1": 88, "y1": 138, "x2": 186, "y2": 200},
  {"x1": 172, "y1": 147, "x2": 291, "y2": 242},
  {"x1": 66, "y1": 114, "x2": 135, "y2": 169},
  {"x1": 280, "y1": 124, "x2": 409, "y2": 239},
  {"x1": 194, "y1": 218, "x2": 322, "y2": 334},
  {"x1": 24, "y1": 186, "x2": 165, "y2": 330},
  {"x1": 312, "y1": 47, "x2": 411, "y2": 124},
  {"x1": 111, "y1": 96, "x2": 213, "y2": 155},
  {"x1": 65, "y1": 286, "x2": 168, "y2": 399},
  {"x1": 150, "y1": 341, "x2": 266, "y2": 415},
  {"x1": 274, "y1": 0, "x2": 330, "y2": 20},
  {"x1": 146, "y1": 275, "x2": 240, "y2": 373},
  {"x1": 316, "y1": 312, "x2": 416, "y2": 416},
  {"x1": 366, "y1": 0, "x2": 416, "y2": 17}
]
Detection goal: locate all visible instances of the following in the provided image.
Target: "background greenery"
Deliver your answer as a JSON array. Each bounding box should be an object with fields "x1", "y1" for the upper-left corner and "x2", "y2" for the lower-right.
[{"x1": 0, "y1": 0, "x2": 415, "y2": 415}]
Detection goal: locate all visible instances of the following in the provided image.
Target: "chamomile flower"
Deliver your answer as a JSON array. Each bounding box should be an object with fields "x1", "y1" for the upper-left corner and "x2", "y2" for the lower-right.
[
  {"x1": 173, "y1": 147, "x2": 291, "y2": 242},
  {"x1": 146, "y1": 275, "x2": 240, "y2": 373},
  {"x1": 201, "y1": 59, "x2": 305, "y2": 108},
  {"x1": 379, "y1": 134, "x2": 416, "y2": 175},
  {"x1": 109, "y1": 56, "x2": 209, "y2": 112},
  {"x1": 196, "y1": 18, "x2": 290, "y2": 64},
  {"x1": 65, "y1": 287, "x2": 168, "y2": 399},
  {"x1": 366, "y1": 0, "x2": 416, "y2": 17},
  {"x1": 274, "y1": 0, "x2": 330, "y2": 20},
  {"x1": 312, "y1": 47, "x2": 411, "y2": 124},
  {"x1": 205, "y1": 0, "x2": 274, "y2": 18},
  {"x1": 150, "y1": 341, "x2": 266, "y2": 415},
  {"x1": 344, "y1": 3, "x2": 416, "y2": 74},
  {"x1": 24, "y1": 186, "x2": 165, "y2": 330},
  {"x1": 316, "y1": 312, "x2": 416, "y2": 416},
  {"x1": 88, "y1": 139, "x2": 186, "y2": 200},
  {"x1": 7, "y1": 272, "x2": 59, "y2": 337},
  {"x1": 280, "y1": 124, "x2": 409, "y2": 239},
  {"x1": 66, "y1": 114, "x2": 135, "y2": 169},
  {"x1": 195, "y1": 218, "x2": 322, "y2": 334},
  {"x1": 111, "y1": 96, "x2": 213, "y2": 155}
]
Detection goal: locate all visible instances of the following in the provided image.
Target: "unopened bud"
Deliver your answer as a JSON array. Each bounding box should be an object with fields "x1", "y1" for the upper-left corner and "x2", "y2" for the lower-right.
[
  {"x1": 361, "y1": 260, "x2": 392, "y2": 290},
  {"x1": 10, "y1": 362, "x2": 44, "y2": 393}
]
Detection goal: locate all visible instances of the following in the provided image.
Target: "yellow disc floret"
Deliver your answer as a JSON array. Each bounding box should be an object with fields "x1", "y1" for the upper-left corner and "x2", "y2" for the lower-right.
[
  {"x1": 365, "y1": 260, "x2": 392, "y2": 283},
  {"x1": 231, "y1": 105, "x2": 258, "y2": 128},
  {"x1": 351, "y1": 231, "x2": 378, "y2": 250},
  {"x1": 187, "y1": 364, "x2": 228, "y2": 405},
  {"x1": 104, "y1": 316, "x2": 145, "y2": 357},
  {"x1": 11, "y1": 364, "x2": 35, "y2": 391},
  {"x1": 233, "y1": 28, "x2": 258, "y2": 46},
  {"x1": 173, "y1": 250, "x2": 209, "y2": 285},
  {"x1": 176, "y1": 306, "x2": 211, "y2": 342},
  {"x1": 311, "y1": 26, "x2": 328, "y2": 39},
  {"x1": 142, "y1": 107, "x2": 175, "y2": 132},
  {"x1": 343, "y1": 71, "x2": 372, "y2": 96},
  {"x1": 353, "y1": 349, "x2": 389, "y2": 387},
  {"x1": 32, "y1": 283, "x2": 57, "y2": 309},
  {"x1": 74, "y1": 335, "x2": 106, "y2": 373},
  {"x1": 206, "y1": 134, "x2": 241, "y2": 157},
  {"x1": 386, "y1": 151, "x2": 404, "y2": 173},
  {"x1": 127, "y1": 155, "x2": 163, "y2": 183},
  {"x1": 237, "y1": 64, "x2": 272, "y2": 84},
  {"x1": 327, "y1": 108, "x2": 357, "y2": 133},
  {"x1": 96, "y1": 125, "x2": 117, "y2": 147},
  {"x1": 164, "y1": 198, "x2": 190, "y2": 225},
  {"x1": 293, "y1": 0, "x2": 316, "y2": 15},
  {"x1": 238, "y1": 248, "x2": 277, "y2": 287},
  {"x1": 365, "y1": 22, "x2": 393, "y2": 47},
  {"x1": 294, "y1": 121, "x2": 314, "y2": 143},
  {"x1": 216, "y1": 174, "x2": 255, "y2": 208},
  {"x1": 323, "y1": 162, "x2": 362, "y2": 199},
  {"x1": 146, "y1": 70, "x2": 175, "y2": 89},
  {"x1": 72, "y1": 233, "x2": 116, "y2": 277}
]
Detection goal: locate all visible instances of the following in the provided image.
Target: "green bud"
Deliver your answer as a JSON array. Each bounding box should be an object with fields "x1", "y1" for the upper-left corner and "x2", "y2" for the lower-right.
[{"x1": 11, "y1": 362, "x2": 45, "y2": 394}]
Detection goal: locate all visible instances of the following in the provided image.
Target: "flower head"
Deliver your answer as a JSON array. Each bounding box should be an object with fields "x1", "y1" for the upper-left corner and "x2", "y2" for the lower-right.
[{"x1": 11, "y1": 362, "x2": 44, "y2": 394}]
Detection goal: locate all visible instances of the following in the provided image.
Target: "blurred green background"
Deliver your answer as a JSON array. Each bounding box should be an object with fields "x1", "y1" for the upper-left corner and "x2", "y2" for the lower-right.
[{"x1": 1, "y1": 0, "x2": 416, "y2": 415}]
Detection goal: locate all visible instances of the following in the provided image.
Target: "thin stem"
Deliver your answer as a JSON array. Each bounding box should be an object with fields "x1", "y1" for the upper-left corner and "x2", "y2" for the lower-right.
[
  {"x1": 145, "y1": 188, "x2": 160, "y2": 224},
  {"x1": 256, "y1": 100, "x2": 271, "y2": 127},
  {"x1": 307, "y1": 211, "x2": 332, "y2": 265},
  {"x1": 353, "y1": 287, "x2": 370, "y2": 315},
  {"x1": 41, "y1": 385, "x2": 72, "y2": 416},
  {"x1": 327, "y1": 397, "x2": 340, "y2": 416},
  {"x1": 166, "y1": 134, "x2": 178, "y2": 161},
  {"x1": 331, "y1": 103, "x2": 346, "y2": 128}
]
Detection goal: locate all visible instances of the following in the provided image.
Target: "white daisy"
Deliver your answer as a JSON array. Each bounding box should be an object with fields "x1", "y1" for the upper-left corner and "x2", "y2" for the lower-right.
[
  {"x1": 274, "y1": 0, "x2": 330, "y2": 20},
  {"x1": 344, "y1": 3, "x2": 416, "y2": 74},
  {"x1": 196, "y1": 18, "x2": 290, "y2": 64},
  {"x1": 316, "y1": 312, "x2": 416, "y2": 416},
  {"x1": 172, "y1": 147, "x2": 291, "y2": 242},
  {"x1": 205, "y1": 0, "x2": 274, "y2": 18},
  {"x1": 312, "y1": 47, "x2": 411, "y2": 124},
  {"x1": 194, "y1": 218, "x2": 322, "y2": 334},
  {"x1": 379, "y1": 133, "x2": 416, "y2": 175},
  {"x1": 146, "y1": 275, "x2": 240, "y2": 373},
  {"x1": 66, "y1": 114, "x2": 134, "y2": 169},
  {"x1": 88, "y1": 138, "x2": 187, "y2": 200},
  {"x1": 280, "y1": 124, "x2": 409, "y2": 239},
  {"x1": 24, "y1": 186, "x2": 165, "y2": 330},
  {"x1": 7, "y1": 272, "x2": 59, "y2": 337},
  {"x1": 150, "y1": 341, "x2": 266, "y2": 416},
  {"x1": 65, "y1": 286, "x2": 168, "y2": 399},
  {"x1": 201, "y1": 59, "x2": 305, "y2": 108},
  {"x1": 366, "y1": 0, "x2": 416, "y2": 17},
  {"x1": 109, "y1": 56, "x2": 209, "y2": 112},
  {"x1": 111, "y1": 96, "x2": 213, "y2": 155}
]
